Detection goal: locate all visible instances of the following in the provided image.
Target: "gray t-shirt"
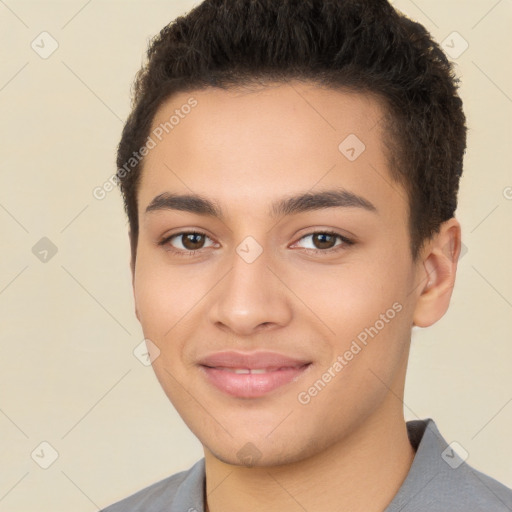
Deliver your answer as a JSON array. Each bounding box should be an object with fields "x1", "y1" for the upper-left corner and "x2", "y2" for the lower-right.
[{"x1": 101, "y1": 418, "x2": 512, "y2": 511}]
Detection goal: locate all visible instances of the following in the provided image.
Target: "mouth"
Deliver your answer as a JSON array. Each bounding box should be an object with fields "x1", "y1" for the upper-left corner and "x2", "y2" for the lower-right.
[{"x1": 197, "y1": 351, "x2": 312, "y2": 398}]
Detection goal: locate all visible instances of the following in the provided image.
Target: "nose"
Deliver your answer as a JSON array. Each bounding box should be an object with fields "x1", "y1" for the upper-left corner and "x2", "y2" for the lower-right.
[{"x1": 207, "y1": 245, "x2": 293, "y2": 336}]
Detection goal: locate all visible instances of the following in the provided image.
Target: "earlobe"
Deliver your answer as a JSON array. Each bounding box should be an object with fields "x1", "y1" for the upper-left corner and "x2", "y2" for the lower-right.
[{"x1": 412, "y1": 218, "x2": 461, "y2": 328}]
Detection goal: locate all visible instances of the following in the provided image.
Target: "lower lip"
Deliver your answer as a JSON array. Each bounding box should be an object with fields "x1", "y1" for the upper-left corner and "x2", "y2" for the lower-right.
[{"x1": 200, "y1": 365, "x2": 310, "y2": 398}]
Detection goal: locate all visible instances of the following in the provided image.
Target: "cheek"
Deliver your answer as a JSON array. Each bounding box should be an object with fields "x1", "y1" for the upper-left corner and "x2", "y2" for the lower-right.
[
  {"x1": 292, "y1": 252, "x2": 412, "y2": 388},
  {"x1": 290, "y1": 256, "x2": 407, "y2": 334},
  {"x1": 133, "y1": 252, "x2": 202, "y2": 336},
  {"x1": 132, "y1": 252, "x2": 219, "y2": 379},
  {"x1": 133, "y1": 260, "x2": 198, "y2": 399},
  {"x1": 133, "y1": 271, "x2": 172, "y2": 337}
]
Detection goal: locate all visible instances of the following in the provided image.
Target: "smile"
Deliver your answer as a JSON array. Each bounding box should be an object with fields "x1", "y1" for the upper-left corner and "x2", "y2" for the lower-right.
[{"x1": 197, "y1": 351, "x2": 312, "y2": 398}]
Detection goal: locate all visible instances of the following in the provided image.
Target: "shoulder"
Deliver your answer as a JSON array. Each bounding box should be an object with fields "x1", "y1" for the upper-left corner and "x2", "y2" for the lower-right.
[
  {"x1": 388, "y1": 418, "x2": 512, "y2": 511},
  {"x1": 100, "y1": 459, "x2": 205, "y2": 512},
  {"x1": 443, "y1": 458, "x2": 512, "y2": 510}
]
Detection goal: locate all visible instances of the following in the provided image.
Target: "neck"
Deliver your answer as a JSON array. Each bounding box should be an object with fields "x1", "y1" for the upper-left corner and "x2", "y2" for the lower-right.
[{"x1": 204, "y1": 404, "x2": 416, "y2": 512}]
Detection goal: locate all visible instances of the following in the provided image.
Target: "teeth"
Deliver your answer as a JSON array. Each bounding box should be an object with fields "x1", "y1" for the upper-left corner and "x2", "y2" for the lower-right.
[
  {"x1": 213, "y1": 366, "x2": 304, "y2": 374},
  {"x1": 218, "y1": 367, "x2": 270, "y2": 374}
]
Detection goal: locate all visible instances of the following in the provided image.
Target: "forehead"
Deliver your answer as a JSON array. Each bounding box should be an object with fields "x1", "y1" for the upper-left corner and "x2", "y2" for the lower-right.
[{"x1": 138, "y1": 82, "x2": 407, "y2": 223}]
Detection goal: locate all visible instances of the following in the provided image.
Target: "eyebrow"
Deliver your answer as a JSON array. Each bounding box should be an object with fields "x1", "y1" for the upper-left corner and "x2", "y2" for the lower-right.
[{"x1": 145, "y1": 188, "x2": 377, "y2": 219}]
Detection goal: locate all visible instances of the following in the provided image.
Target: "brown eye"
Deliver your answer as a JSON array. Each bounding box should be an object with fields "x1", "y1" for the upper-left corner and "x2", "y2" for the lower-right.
[
  {"x1": 179, "y1": 233, "x2": 206, "y2": 250},
  {"x1": 293, "y1": 231, "x2": 354, "y2": 254},
  {"x1": 160, "y1": 231, "x2": 216, "y2": 253},
  {"x1": 311, "y1": 233, "x2": 337, "y2": 250}
]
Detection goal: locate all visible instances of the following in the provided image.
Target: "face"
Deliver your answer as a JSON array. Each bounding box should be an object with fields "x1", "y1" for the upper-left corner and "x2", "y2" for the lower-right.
[{"x1": 132, "y1": 82, "x2": 424, "y2": 466}]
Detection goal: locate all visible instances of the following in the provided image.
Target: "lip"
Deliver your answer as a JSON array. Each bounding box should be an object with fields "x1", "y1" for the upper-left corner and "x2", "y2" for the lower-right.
[{"x1": 198, "y1": 351, "x2": 311, "y2": 398}]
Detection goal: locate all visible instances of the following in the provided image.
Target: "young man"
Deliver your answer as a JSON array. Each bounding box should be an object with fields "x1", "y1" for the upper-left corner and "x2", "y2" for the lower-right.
[{"x1": 102, "y1": 0, "x2": 512, "y2": 510}]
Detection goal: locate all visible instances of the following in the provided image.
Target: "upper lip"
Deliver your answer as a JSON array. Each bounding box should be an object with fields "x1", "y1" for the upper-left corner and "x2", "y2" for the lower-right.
[{"x1": 198, "y1": 351, "x2": 311, "y2": 370}]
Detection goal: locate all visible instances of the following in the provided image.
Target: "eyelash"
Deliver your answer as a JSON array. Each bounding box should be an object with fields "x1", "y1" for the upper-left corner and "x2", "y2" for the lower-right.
[{"x1": 158, "y1": 230, "x2": 354, "y2": 257}]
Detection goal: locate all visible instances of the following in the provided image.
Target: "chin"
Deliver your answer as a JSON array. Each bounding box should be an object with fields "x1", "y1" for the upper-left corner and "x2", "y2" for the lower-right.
[{"x1": 202, "y1": 432, "x2": 323, "y2": 468}]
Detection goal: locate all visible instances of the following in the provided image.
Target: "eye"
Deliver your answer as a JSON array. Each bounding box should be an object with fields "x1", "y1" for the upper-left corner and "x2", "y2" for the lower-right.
[
  {"x1": 158, "y1": 231, "x2": 216, "y2": 255},
  {"x1": 292, "y1": 231, "x2": 354, "y2": 254},
  {"x1": 158, "y1": 229, "x2": 354, "y2": 257}
]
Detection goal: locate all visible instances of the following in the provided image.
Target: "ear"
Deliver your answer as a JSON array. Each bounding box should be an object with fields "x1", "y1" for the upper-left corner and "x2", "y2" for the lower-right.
[
  {"x1": 129, "y1": 230, "x2": 140, "y2": 322},
  {"x1": 412, "y1": 217, "x2": 462, "y2": 328}
]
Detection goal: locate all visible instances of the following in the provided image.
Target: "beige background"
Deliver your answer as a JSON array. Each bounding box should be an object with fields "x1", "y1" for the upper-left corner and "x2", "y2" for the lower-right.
[{"x1": 0, "y1": 0, "x2": 511, "y2": 510}]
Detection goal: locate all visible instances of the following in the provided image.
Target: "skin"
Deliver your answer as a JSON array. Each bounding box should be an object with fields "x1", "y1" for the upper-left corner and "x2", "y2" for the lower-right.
[{"x1": 131, "y1": 82, "x2": 461, "y2": 512}]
